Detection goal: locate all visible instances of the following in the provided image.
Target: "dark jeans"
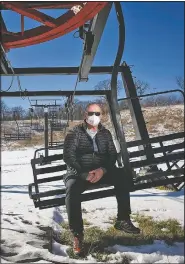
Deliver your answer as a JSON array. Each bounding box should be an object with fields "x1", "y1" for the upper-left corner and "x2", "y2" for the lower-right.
[{"x1": 64, "y1": 167, "x2": 131, "y2": 235}]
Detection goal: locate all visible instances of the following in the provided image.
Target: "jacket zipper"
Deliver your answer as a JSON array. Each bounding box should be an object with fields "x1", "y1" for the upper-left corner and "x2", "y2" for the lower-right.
[
  {"x1": 84, "y1": 128, "x2": 100, "y2": 168},
  {"x1": 92, "y1": 152, "x2": 95, "y2": 168},
  {"x1": 95, "y1": 135, "x2": 100, "y2": 153}
]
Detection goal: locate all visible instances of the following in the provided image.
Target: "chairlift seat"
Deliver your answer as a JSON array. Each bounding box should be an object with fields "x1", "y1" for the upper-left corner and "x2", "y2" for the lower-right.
[
  {"x1": 29, "y1": 131, "x2": 184, "y2": 209},
  {"x1": 19, "y1": 122, "x2": 31, "y2": 128},
  {"x1": 49, "y1": 141, "x2": 64, "y2": 147},
  {"x1": 31, "y1": 124, "x2": 44, "y2": 131},
  {"x1": 4, "y1": 133, "x2": 31, "y2": 141},
  {"x1": 50, "y1": 121, "x2": 67, "y2": 131}
]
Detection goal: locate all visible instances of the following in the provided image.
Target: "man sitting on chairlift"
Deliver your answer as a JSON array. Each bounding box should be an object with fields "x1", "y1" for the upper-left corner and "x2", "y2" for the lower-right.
[{"x1": 63, "y1": 103, "x2": 140, "y2": 255}]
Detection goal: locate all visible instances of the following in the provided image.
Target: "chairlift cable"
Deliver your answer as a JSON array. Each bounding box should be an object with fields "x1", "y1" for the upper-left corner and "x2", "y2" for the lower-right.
[
  {"x1": 63, "y1": 96, "x2": 72, "y2": 135},
  {"x1": 0, "y1": 74, "x2": 14, "y2": 92},
  {"x1": 1, "y1": 44, "x2": 32, "y2": 108},
  {"x1": 1, "y1": 44, "x2": 26, "y2": 96},
  {"x1": 69, "y1": 74, "x2": 80, "y2": 121},
  {"x1": 68, "y1": 55, "x2": 83, "y2": 122},
  {"x1": 15, "y1": 75, "x2": 40, "y2": 121},
  {"x1": 0, "y1": 45, "x2": 15, "y2": 92}
]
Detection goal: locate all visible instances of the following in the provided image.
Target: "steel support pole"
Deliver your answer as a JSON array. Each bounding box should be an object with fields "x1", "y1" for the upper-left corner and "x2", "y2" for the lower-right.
[
  {"x1": 44, "y1": 108, "x2": 49, "y2": 157},
  {"x1": 30, "y1": 115, "x2": 32, "y2": 127},
  {"x1": 120, "y1": 62, "x2": 156, "y2": 163},
  {"x1": 50, "y1": 126, "x2": 53, "y2": 147}
]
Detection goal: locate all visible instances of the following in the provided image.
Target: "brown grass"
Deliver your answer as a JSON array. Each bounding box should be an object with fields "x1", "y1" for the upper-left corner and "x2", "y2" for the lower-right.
[{"x1": 143, "y1": 105, "x2": 184, "y2": 134}]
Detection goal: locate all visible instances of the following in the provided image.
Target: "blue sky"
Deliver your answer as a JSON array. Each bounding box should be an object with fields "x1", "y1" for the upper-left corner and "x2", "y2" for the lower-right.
[{"x1": 1, "y1": 1, "x2": 184, "y2": 109}]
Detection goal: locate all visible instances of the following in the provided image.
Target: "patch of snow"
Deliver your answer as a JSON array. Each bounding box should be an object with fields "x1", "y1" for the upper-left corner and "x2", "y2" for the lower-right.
[
  {"x1": 161, "y1": 228, "x2": 169, "y2": 232},
  {"x1": 107, "y1": 240, "x2": 184, "y2": 263}
]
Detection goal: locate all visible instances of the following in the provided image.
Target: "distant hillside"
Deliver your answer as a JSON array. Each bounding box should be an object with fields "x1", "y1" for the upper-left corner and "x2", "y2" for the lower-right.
[
  {"x1": 104, "y1": 104, "x2": 184, "y2": 141},
  {"x1": 1, "y1": 104, "x2": 184, "y2": 150}
]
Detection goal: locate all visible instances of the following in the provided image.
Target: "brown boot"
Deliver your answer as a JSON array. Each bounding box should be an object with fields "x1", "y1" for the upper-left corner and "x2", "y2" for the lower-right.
[{"x1": 73, "y1": 233, "x2": 84, "y2": 255}]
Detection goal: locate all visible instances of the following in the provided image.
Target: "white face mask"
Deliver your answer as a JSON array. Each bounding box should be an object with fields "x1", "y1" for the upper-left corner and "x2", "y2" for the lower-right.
[{"x1": 86, "y1": 114, "x2": 100, "y2": 126}]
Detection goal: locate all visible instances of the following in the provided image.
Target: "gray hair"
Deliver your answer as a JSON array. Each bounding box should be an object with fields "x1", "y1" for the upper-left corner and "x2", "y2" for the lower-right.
[{"x1": 85, "y1": 102, "x2": 102, "y2": 113}]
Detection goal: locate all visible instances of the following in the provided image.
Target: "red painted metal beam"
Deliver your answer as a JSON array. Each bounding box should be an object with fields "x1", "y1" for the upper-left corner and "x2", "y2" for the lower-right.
[
  {"x1": 1, "y1": 2, "x2": 83, "y2": 10},
  {"x1": 21, "y1": 15, "x2": 24, "y2": 36},
  {"x1": 2, "y1": 2, "x2": 108, "y2": 50},
  {"x1": 26, "y1": 2, "x2": 83, "y2": 9},
  {"x1": 2, "y1": 2, "x2": 58, "y2": 28}
]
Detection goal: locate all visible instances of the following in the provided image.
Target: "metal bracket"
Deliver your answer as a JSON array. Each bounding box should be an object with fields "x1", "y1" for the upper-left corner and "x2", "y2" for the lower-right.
[
  {"x1": 84, "y1": 31, "x2": 94, "y2": 55},
  {"x1": 79, "y1": 2, "x2": 112, "y2": 81}
]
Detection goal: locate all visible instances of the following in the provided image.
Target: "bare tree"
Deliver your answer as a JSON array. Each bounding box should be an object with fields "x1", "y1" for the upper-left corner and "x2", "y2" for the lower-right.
[
  {"x1": 11, "y1": 106, "x2": 26, "y2": 120},
  {"x1": 176, "y1": 76, "x2": 184, "y2": 91},
  {"x1": 24, "y1": 108, "x2": 32, "y2": 120},
  {"x1": 134, "y1": 78, "x2": 150, "y2": 96},
  {"x1": 33, "y1": 107, "x2": 44, "y2": 119},
  {"x1": 72, "y1": 99, "x2": 85, "y2": 120},
  {"x1": 1, "y1": 100, "x2": 9, "y2": 120},
  {"x1": 143, "y1": 93, "x2": 183, "y2": 107},
  {"x1": 119, "y1": 100, "x2": 128, "y2": 110},
  {"x1": 94, "y1": 79, "x2": 122, "y2": 95}
]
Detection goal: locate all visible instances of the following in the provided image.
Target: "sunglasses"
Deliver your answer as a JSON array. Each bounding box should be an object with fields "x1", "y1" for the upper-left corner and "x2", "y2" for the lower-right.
[{"x1": 87, "y1": 112, "x2": 101, "y2": 116}]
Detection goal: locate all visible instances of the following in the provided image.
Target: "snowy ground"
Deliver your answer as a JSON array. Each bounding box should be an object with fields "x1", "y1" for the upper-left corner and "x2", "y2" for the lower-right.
[{"x1": 1, "y1": 147, "x2": 184, "y2": 263}]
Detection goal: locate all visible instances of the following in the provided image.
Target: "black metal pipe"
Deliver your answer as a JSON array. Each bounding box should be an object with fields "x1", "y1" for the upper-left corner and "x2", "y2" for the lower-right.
[
  {"x1": 1, "y1": 66, "x2": 124, "y2": 76},
  {"x1": 50, "y1": 126, "x2": 53, "y2": 147},
  {"x1": 120, "y1": 62, "x2": 159, "y2": 169},
  {"x1": 109, "y1": 3, "x2": 134, "y2": 179},
  {"x1": 118, "y1": 89, "x2": 185, "y2": 101},
  {"x1": 44, "y1": 109, "x2": 49, "y2": 157},
  {"x1": 0, "y1": 90, "x2": 110, "y2": 97},
  {"x1": 31, "y1": 103, "x2": 61, "y2": 107}
]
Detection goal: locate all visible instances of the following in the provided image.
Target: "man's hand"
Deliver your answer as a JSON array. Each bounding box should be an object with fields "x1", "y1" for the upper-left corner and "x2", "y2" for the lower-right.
[{"x1": 87, "y1": 168, "x2": 104, "y2": 183}]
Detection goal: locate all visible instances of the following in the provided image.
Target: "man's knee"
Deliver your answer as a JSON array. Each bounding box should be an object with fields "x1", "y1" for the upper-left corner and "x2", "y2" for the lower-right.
[
  {"x1": 65, "y1": 177, "x2": 86, "y2": 197},
  {"x1": 66, "y1": 178, "x2": 78, "y2": 192}
]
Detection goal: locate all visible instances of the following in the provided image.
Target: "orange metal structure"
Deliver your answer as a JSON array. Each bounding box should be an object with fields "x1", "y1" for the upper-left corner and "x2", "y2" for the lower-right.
[{"x1": 1, "y1": 1, "x2": 108, "y2": 50}]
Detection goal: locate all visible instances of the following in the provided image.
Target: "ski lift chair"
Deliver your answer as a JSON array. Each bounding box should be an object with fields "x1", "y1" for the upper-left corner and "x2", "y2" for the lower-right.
[{"x1": 29, "y1": 130, "x2": 184, "y2": 209}]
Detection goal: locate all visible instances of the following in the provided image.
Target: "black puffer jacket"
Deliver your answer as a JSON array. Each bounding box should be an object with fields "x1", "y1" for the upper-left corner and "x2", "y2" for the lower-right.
[{"x1": 63, "y1": 122, "x2": 117, "y2": 176}]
